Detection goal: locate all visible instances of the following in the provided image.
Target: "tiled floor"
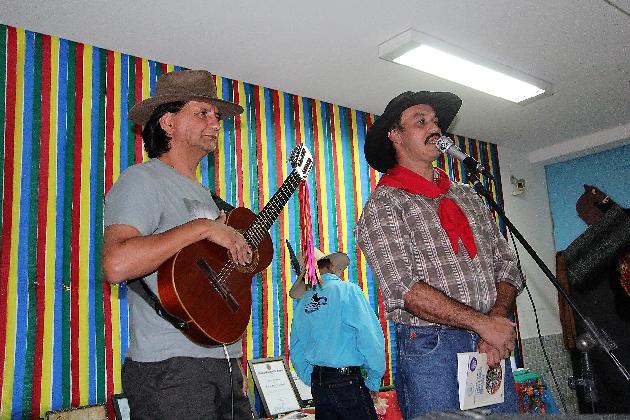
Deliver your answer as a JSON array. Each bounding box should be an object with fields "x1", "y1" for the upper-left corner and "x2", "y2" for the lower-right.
[{"x1": 521, "y1": 333, "x2": 579, "y2": 414}]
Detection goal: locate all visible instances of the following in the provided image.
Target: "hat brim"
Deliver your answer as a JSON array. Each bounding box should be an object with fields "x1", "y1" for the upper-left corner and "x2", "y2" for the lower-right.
[
  {"x1": 365, "y1": 91, "x2": 462, "y2": 173},
  {"x1": 288, "y1": 250, "x2": 350, "y2": 299},
  {"x1": 289, "y1": 278, "x2": 308, "y2": 300},
  {"x1": 325, "y1": 252, "x2": 350, "y2": 272},
  {"x1": 128, "y1": 94, "x2": 244, "y2": 126}
]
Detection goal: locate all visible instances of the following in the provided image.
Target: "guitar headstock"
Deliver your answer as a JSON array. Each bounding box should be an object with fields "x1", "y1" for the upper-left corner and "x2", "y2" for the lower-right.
[{"x1": 289, "y1": 144, "x2": 314, "y2": 181}]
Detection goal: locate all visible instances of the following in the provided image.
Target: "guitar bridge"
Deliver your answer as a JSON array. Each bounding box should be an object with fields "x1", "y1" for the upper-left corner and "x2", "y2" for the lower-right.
[{"x1": 196, "y1": 258, "x2": 240, "y2": 313}]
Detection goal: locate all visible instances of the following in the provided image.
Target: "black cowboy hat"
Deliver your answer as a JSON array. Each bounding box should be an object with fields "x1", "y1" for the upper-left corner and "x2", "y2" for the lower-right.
[{"x1": 364, "y1": 91, "x2": 462, "y2": 173}]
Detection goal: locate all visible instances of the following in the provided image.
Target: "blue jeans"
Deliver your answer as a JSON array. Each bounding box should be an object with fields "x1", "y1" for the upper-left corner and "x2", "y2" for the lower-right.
[
  {"x1": 311, "y1": 368, "x2": 378, "y2": 420},
  {"x1": 394, "y1": 324, "x2": 519, "y2": 419}
]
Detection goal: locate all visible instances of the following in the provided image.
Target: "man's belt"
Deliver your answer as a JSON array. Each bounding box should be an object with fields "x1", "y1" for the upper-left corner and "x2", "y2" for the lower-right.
[{"x1": 313, "y1": 365, "x2": 361, "y2": 375}]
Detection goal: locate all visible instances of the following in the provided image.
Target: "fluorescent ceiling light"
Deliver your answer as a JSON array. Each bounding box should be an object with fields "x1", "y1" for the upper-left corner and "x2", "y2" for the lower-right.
[{"x1": 379, "y1": 29, "x2": 552, "y2": 104}]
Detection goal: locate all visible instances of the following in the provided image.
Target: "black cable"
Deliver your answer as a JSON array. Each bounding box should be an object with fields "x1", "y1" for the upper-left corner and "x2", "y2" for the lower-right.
[
  {"x1": 223, "y1": 345, "x2": 234, "y2": 420},
  {"x1": 509, "y1": 231, "x2": 568, "y2": 413},
  {"x1": 602, "y1": 0, "x2": 630, "y2": 18}
]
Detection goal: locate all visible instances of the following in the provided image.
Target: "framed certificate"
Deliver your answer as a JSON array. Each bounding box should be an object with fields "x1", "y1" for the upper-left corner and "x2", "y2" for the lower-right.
[
  {"x1": 112, "y1": 393, "x2": 131, "y2": 420},
  {"x1": 290, "y1": 370, "x2": 313, "y2": 407},
  {"x1": 45, "y1": 404, "x2": 107, "y2": 420},
  {"x1": 248, "y1": 357, "x2": 302, "y2": 417}
]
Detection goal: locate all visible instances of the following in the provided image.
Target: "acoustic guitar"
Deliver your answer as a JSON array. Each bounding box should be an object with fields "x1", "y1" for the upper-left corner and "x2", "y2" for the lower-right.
[{"x1": 157, "y1": 144, "x2": 313, "y2": 345}]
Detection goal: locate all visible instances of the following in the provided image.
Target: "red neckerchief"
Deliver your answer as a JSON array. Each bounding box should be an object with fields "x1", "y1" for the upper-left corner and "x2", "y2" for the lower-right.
[{"x1": 377, "y1": 164, "x2": 478, "y2": 259}]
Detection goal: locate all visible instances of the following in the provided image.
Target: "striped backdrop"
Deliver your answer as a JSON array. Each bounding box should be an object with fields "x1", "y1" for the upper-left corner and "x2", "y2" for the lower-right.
[{"x1": 0, "y1": 24, "x2": 508, "y2": 419}]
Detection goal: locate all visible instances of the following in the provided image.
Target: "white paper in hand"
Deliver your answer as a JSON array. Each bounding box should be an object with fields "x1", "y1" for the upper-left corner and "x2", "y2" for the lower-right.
[{"x1": 457, "y1": 352, "x2": 505, "y2": 410}]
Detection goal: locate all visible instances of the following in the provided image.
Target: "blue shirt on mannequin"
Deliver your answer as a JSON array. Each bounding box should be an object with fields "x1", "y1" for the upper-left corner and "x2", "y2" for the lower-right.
[{"x1": 290, "y1": 272, "x2": 385, "y2": 391}]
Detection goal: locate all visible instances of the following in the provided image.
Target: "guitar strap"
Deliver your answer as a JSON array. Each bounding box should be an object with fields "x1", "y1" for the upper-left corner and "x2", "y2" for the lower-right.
[
  {"x1": 130, "y1": 191, "x2": 236, "y2": 331},
  {"x1": 129, "y1": 280, "x2": 188, "y2": 330},
  {"x1": 210, "y1": 191, "x2": 236, "y2": 213}
]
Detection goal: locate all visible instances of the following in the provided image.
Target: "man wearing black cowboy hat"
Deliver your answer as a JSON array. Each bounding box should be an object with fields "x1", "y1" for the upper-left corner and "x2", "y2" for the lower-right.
[
  {"x1": 355, "y1": 91, "x2": 523, "y2": 418},
  {"x1": 102, "y1": 70, "x2": 253, "y2": 419}
]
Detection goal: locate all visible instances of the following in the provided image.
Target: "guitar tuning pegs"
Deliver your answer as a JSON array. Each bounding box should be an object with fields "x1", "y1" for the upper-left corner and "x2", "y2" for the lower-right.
[{"x1": 289, "y1": 144, "x2": 314, "y2": 180}]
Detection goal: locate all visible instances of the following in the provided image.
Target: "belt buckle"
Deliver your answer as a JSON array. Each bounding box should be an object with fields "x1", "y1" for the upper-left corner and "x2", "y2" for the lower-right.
[{"x1": 339, "y1": 367, "x2": 350, "y2": 374}]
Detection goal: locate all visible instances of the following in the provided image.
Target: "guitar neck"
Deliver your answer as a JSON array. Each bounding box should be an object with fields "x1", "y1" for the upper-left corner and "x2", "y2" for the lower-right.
[{"x1": 244, "y1": 170, "x2": 302, "y2": 248}]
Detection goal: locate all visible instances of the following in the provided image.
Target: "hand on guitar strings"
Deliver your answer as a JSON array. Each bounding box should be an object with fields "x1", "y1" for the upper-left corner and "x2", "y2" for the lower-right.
[{"x1": 205, "y1": 211, "x2": 253, "y2": 266}]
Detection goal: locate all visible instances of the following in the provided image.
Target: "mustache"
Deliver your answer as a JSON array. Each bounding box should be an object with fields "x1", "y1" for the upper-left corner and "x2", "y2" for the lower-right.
[{"x1": 424, "y1": 132, "x2": 442, "y2": 144}]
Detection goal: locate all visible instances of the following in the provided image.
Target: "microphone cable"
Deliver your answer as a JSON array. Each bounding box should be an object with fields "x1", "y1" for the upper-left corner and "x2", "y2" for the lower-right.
[{"x1": 509, "y1": 230, "x2": 568, "y2": 413}]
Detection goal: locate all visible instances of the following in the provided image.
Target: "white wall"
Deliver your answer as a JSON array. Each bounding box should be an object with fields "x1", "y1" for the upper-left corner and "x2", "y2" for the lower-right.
[{"x1": 498, "y1": 145, "x2": 563, "y2": 339}]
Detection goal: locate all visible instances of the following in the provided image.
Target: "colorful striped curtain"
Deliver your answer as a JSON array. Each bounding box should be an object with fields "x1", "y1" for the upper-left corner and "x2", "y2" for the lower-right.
[{"x1": 0, "y1": 24, "x2": 507, "y2": 419}]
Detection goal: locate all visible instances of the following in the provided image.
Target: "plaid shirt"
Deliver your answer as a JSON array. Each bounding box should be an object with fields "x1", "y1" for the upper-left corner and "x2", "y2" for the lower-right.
[{"x1": 355, "y1": 182, "x2": 523, "y2": 326}]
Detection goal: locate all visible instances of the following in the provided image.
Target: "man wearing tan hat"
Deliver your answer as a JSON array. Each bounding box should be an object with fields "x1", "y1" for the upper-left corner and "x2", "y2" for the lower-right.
[
  {"x1": 102, "y1": 70, "x2": 253, "y2": 419},
  {"x1": 355, "y1": 91, "x2": 523, "y2": 418},
  {"x1": 289, "y1": 248, "x2": 385, "y2": 419}
]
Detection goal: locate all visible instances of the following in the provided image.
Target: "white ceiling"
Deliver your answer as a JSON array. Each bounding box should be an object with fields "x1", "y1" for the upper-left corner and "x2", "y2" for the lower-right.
[{"x1": 2, "y1": 0, "x2": 630, "y2": 162}]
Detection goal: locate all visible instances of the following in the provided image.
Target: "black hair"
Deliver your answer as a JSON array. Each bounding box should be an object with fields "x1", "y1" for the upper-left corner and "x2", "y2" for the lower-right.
[
  {"x1": 389, "y1": 113, "x2": 404, "y2": 133},
  {"x1": 317, "y1": 258, "x2": 332, "y2": 271},
  {"x1": 142, "y1": 101, "x2": 186, "y2": 158},
  {"x1": 381, "y1": 114, "x2": 404, "y2": 169}
]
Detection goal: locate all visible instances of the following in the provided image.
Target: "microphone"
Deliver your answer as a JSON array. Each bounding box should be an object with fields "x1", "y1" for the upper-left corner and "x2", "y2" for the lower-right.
[{"x1": 435, "y1": 136, "x2": 494, "y2": 180}]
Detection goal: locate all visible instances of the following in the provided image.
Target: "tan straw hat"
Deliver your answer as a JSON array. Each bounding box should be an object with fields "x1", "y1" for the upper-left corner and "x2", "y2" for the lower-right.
[
  {"x1": 289, "y1": 248, "x2": 350, "y2": 299},
  {"x1": 128, "y1": 69, "x2": 244, "y2": 126}
]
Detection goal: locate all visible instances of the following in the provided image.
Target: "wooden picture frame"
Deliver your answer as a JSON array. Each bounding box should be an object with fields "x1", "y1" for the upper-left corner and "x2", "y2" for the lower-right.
[
  {"x1": 111, "y1": 393, "x2": 131, "y2": 420},
  {"x1": 248, "y1": 357, "x2": 302, "y2": 417},
  {"x1": 44, "y1": 404, "x2": 107, "y2": 420},
  {"x1": 289, "y1": 369, "x2": 313, "y2": 408}
]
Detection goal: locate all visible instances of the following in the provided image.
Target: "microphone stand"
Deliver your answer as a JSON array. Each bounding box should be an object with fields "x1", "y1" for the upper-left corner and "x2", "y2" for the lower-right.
[
  {"x1": 571, "y1": 331, "x2": 598, "y2": 412},
  {"x1": 464, "y1": 168, "x2": 630, "y2": 409}
]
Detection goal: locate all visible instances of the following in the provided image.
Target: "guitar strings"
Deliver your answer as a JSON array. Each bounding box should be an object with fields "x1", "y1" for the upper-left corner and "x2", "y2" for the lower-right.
[
  {"x1": 213, "y1": 170, "x2": 303, "y2": 289},
  {"x1": 245, "y1": 170, "x2": 301, "y2": 247}
]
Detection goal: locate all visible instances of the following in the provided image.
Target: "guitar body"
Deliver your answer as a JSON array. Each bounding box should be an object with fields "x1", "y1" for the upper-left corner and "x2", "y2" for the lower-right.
[
  {"x1": 157, "y1": 207, "x2": 274, "y2": 345},
  {"x1": 156, "y1": 143, "x2": 313, "y2": 345}
]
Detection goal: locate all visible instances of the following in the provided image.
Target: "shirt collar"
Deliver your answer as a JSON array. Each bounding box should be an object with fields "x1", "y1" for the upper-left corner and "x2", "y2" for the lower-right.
[{"x1": 321, "y1": 272, "x2": 341, "y2": 282}]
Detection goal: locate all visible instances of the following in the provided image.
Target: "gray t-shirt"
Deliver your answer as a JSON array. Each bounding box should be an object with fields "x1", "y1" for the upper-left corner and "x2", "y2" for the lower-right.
[{"x1": 104, "y1": 158, "x2": 242, "y2": 362}]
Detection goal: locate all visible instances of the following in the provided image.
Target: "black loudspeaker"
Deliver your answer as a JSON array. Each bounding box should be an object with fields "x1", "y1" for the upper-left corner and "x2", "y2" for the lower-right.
[
  {"x1": 564, "y1": 205, "x2": 630, "y2": 289},
  {"x1": 562, "y1": 204, "x2": 630, "y2": 414}
]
